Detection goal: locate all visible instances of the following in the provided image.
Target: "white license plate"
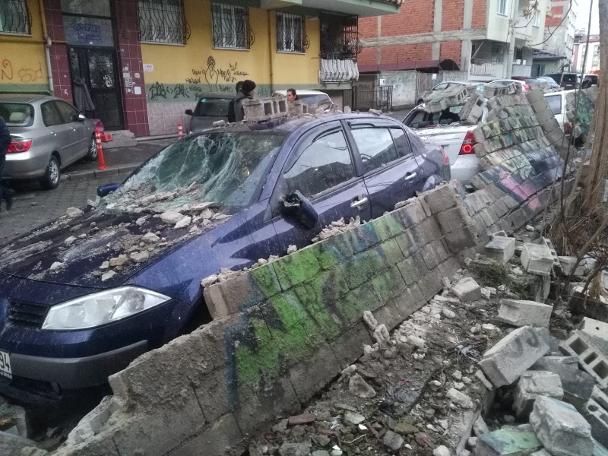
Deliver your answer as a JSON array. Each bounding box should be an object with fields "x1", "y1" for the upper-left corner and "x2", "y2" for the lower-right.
[{"x1": 0, "y1": 350, "x2": 12, "y2": 379}]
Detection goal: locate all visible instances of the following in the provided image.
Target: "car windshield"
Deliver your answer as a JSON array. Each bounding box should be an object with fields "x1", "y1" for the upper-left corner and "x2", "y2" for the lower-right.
[
  {"x1": 0, "y1": 103, "x2": 34, "y2": 127},
  {"x1": 298, "y1": 94, "x2": 332, "y2": 107},
  {"x1": 193, "y1": 98, "x2": 231, "y2": 117},
  {"x1": 100, "y1": 131, "x2": 286, "y2": 213},
  {"x1": 405, "y1": 105, "x2": 464, "y2": 128}
]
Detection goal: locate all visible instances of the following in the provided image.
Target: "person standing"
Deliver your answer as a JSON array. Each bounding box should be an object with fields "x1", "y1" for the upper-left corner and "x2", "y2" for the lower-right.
[
  {"x1": 233, "y1": 80, "x2": 256, "y2": 122},
  {"x1": 227, "y1": 81, "x2": 244, "y2": 123},
  {"x1": 0, "y1": 116, "x2": 12, "y2": 211}
]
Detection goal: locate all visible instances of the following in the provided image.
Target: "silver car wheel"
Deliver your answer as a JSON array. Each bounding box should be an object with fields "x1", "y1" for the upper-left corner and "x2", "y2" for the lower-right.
[
  {"x1": 88, "y1": 137, "x2": 98, "y2": 160},
  {"x1": 49, "y1": 159, "x2": 60, "y2": 185}
]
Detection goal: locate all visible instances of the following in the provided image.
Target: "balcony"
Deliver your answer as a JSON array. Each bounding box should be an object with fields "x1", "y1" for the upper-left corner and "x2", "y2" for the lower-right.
[
  {"x1": 260, "y1": 0, "x2": 402, "y2": 16},
  {"x1": 469, "y1": 62, "x2": 506, "y2": 80}
]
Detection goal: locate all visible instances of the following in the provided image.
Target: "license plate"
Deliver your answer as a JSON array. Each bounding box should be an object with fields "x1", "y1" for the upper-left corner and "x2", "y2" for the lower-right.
[{"x1": 0, "y1": 350, "x2": 12, "y2": 379}]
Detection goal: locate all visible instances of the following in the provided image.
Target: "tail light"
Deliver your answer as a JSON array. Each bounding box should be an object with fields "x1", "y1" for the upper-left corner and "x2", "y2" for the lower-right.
[
  {"x1": 459, "y1": 130, "x2": 476, "y2": 155},
  {"x1": 7, "y1": 139, "x2": 33, "y2": 154},
  {"x1": 95, "y1": 120, "x2": 104, "y2": 132},
  {"x1": 564, "y1": 122, "x2": 572, "y2": 135},
  {"x1": 522, "y1": 83, "x2": 530, "y2": 92}
]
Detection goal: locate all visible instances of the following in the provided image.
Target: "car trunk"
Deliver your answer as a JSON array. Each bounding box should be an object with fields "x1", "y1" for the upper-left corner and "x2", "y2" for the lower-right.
[{"x1": 414, "y1": 125, "x2": 471, "y2": 166}]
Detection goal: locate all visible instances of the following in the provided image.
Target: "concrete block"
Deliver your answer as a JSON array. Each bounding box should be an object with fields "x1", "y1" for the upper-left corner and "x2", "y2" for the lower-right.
[
  {"x1": 585, "y1": 398, "x2": 608, "y2": 448},
  {"x1": 520, "y1": 243, "x2": 554, "y2": 275},
  {"x1": 174, "y1": 413, "x2": 242, "y2": 456},
  {"x1": 514, "y1": 370, "x2": 563, "y2": 418},
  {"x1": 530, "y1": 397, "x2": 594, "y2": 456},
  {"x1": 497, "y1": 299, "x2": 553, "y2": 328},
  {"x1": 582, "y1": 318, "x2": 608, "y2": 345},
  {"x1": 423, "y1": 183, "x2": 460, "y2": 214},
  {"x1": 559, "y1": 256, "x2": 585, "y2": 276},
  {"x1": 560, "y1": 331, "x2": 608, "y2": 387},
  {"x1": 479, "y1": 326, "x2": 550, "y2": 387},
  {"x1": 475, "y1": 427, "x2": 542, "y2": 455},
  {"x1": 452, "y1": 277, "x2": 482, "y2": 302},
  {"x1": 484, "y1": 236, "x2": 516, "y2": 264}
]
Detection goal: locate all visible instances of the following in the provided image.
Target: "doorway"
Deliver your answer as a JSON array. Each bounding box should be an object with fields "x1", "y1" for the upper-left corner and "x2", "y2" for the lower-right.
[{"x1": 68, "y1": 47, "x2": 123, "y2": 130}]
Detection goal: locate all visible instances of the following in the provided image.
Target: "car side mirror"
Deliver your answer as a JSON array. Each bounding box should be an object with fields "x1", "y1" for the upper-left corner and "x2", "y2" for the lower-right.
[
  {"x1": 97, "y1": 183, "x2": 120, "y2": 197},
  {"x1": 280, "y1": 191, "x2": 318, "y2": 230},
  {"x1": 185, "y1": 109, "x2": 193, "y2": 116},
  {"x1": 74, "y1": 113, "x2": 86, "y2": 121}
]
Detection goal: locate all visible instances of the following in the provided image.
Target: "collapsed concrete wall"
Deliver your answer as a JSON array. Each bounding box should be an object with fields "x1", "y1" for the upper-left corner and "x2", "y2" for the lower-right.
[{"x1": 53, "y1": 92, "x2": 569, "y2": 456}]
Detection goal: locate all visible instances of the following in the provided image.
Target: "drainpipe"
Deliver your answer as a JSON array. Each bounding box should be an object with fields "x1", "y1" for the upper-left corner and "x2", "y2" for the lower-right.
[
  {"x1": 39, "y1": 0, "x2": 54, "y2": 95},
  {"x1": 267, "y1": 10, "x2": 275, "y2": 93}
]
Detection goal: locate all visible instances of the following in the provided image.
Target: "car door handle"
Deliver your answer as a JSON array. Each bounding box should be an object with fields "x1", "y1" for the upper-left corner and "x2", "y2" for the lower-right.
[
  {"x1": 350, "y1": 197, "x2": 368, "y2": 208},
  {"x1": 404, "y1": 173, "x2": 417, "y2": 181}
]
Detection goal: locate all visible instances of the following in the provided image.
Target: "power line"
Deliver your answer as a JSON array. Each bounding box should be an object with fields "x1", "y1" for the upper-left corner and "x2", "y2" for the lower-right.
[{"x1": 529, "y1": 0, "x2": 575, "y2": 46}]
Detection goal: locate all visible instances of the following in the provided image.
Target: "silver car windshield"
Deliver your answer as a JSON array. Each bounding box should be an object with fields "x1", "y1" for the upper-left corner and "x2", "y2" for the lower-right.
[{"x1": 100, "y1": 131, "x2": 286, "y2": 213}]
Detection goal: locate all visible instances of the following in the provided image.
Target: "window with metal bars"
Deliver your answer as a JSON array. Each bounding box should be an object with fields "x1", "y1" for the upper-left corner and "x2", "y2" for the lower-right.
[
  {"x1": 138, "y1": 0, "x2": 187, "y2": 44},
  {"x1": 276, "y1": 12, "x2": 305, "y2": 53},
  {"x1": 0, "y1": 0, "x2": 31, "y2": 35},
  {"x1": 212, "y1": 3, "x2": 250, "y2": 50},
  {"x1": 320, "y1": 14, "x2": 359, "y2": 60}
]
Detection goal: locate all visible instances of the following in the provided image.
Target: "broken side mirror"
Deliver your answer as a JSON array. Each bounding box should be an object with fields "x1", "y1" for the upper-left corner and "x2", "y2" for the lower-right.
[
  {"x1": 97, "y1": 183, "x2": 120, "y2": 197},
  {"x1": 280, "y1": 191, "x2": 318, "y2": 230}
]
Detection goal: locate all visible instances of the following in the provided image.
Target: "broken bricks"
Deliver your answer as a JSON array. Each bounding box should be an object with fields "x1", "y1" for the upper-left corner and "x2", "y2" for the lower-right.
[
  {"x1": 484, "y1": 236, "x2": 516, "y2": 264},
  {"x1": 475, "y1": 427, "x2": 542, "y2": 456},
  {"x1": 452, "y1": 277, "x2": 482, "y2": 302},
  {"x1": 520, "y1": 243, "x2": 553, "y2": 276},
  {"x1": 497, "y1": 299, "x2": 553, "y2": 328},
  {"x1": 513, "y1": 370, "x2": 564, "y2": 418},
  {"x1": 560, "y1": 332, "x2": 608, "y2": 388}
]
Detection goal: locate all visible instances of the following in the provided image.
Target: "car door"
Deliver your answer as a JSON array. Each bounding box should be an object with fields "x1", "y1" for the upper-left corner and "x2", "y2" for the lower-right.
[
  {"x1": 54, "y1": 100, "x2": 88, "y2": 163},
  {"x1": 40, "y1": 102, "x2": 72, "y2": 163},
  {"x1": 347, "y1": 120, "x2": 426, "y2": 218},
  {"x1": 270, "y1": 121, "x2": 371, "y2": 251}
]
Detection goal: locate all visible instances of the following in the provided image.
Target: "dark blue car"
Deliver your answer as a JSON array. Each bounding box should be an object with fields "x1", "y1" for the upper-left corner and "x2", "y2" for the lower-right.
[{"x1": 0, "y1": 113, "x2": 447, "y2": 402}]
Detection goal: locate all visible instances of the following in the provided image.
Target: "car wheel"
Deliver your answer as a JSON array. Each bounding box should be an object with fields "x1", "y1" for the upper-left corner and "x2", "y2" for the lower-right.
[
  {"x1": 40, "y1": 156, "x2": 61, "y2": 190},
  {"x1": 87, "y1": 136, "x2": 98, "y2": 161}
]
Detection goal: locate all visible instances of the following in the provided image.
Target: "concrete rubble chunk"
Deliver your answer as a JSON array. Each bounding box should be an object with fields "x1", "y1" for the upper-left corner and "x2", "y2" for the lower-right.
[
  {"x1": 433, "y1": 445, "x2": 451, "y2": 456},
  {"x1": 520, "y1": 243, "x2": 553, "y2": 275},
  {"x1": 560, "y1": 331, "x2": 608, "y2": 388},
  {"x1": 514, "y1": 370, "x2": 564, "y2": 418},
  {"x1": 130, "y1": 251, "x2": 149, "y2": 263},
  {"x1": 348, "y1": 374, "x2": 376, "y2": 398},
  {"x1": 485, "y1": 236, "x2": 516, "y2": 264},
  {"x1": 531, "y1": 451, "x2": 552, "y2": 456},
  {"x1": 64, "y1": 236, "x2": 77, "y2": 247},
  {"x1": 559, "y1": 256, "x2": 585, "y2": 276},
  {"x1": 101, "y1": 270, "x2": 116, "y2": 282},
  {"x1": 109, "y1": 255, "x2": 128, "y2": 267},
  {"x1": 475, "y1": 427, "x2": 542, "y2": 456},
  {"x1": 49, "y1": 261, "x2": 64, "y2": 271},
  {"x1": 581, "y1": 318, "x2": 608, "y2": 345},
  {"x1": 373, "y1": 324, "x2": 390, "y2": 345},
  {"x1": 142, "y1": 232, "x2": 160, "y2": 243},
  {"x1": 160, "y1": 210, "x2": 184, "y2": 225},
  {"x1": 363, "y1": 311, "x2": 378, "y2": 330},
  {"x1": 530, "y1": 396, "x2": 593, "y2": 456},
  {"x1": 174, "y1": 215, "x2": 192, "y2": 229},
  {"x1": 279, "y1": 442, "x2": 312, "y2": 456},
  {"x1": 452, "y1": 277, "x2": 482, "y2": 302},
  {"x1": 585, "y1": 398, "x2": 608, "y2": 448},
  {"x1": 201, "y1": 274, "x2": 218, "y2": 288},
  {"x1": 288, "y1": 413, "x2": 315, "y2": 426},
  {"x1": 0, "y1": 431, "x2": 46, "y2": 456},
  {"x1": 479, "y1": 326, "x2": 550, "y2": 387},
  {"x1": 497, "y1": 299, "x2": 553, "y2": 328},
  {"x1": 446, "y1": 388, "x2": 474, "y2": 409},
  {"x1": 474, "y1": 415, "x2": 490, "y2": 436},
  {"x1": 344, "y1": 411, "x2": 365, "y2": 426},
  {"x1": 66, "y1": 207, "x2": 83, "y2": 217},
  {"x1": 383, "y1": 430, "x2": 404, "y2": 451}
]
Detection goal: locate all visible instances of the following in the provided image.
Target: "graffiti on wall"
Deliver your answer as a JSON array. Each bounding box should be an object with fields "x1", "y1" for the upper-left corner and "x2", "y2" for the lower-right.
[
  {"x1": 187, "y1": 56, "x2": 249, "y2": 89},
  {"x1": 0, "y1": 58, "x2": 44, "y2": 83},
  {"x1": 148, "y1": 81, "x2": 196, "y2": 100}
]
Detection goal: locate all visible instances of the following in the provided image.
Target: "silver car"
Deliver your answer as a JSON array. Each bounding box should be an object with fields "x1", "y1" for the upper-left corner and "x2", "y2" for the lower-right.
[{"x1": 0, "y1": 94, "x2": 98, "y2": 189}]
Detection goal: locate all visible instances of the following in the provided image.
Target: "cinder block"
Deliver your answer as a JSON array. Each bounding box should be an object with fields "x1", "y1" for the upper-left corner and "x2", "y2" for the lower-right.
[
  {"x1": 452, "y1": 277, "x2": 481, "y2": 302},
  {"x1": 485, "y1": 236, "x2": 516, "y2": 263},
  {"x1": 521, "y1": 243, "x2": 554, "y2": 275},
  {"x1": 581, "y1": 318, "x2": 608, "y2": 345},
  {"x1": 514, "y1": 370, "x2": 563, "y2": 418},
  {"x1": 476, "y1": 427, "x2": 542, "y2": 455},
  {"x1": 560, "y1": 332, "x2": 608, "y2": 388},
  {"x1": 585, "y1": 398, "x2": 608, "y2": 448},
  {"x1": 497, "y1": 299, "x2": 553, "y2": 328},
  {"x1": 479, "y1": 326, "x2": 550, "y2": 387},
  {"x1": 422, "y1": 183, "x2": 460, "y2": 214}
]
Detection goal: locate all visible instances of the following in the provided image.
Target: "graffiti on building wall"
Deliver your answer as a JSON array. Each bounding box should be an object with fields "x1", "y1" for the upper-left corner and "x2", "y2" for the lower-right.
[
  {"x1": 0, "y1": 58, "x2": 44, "y2": 83},
  {"x1": 187, "y1": 56, "x2": 249, "y2": 89}
]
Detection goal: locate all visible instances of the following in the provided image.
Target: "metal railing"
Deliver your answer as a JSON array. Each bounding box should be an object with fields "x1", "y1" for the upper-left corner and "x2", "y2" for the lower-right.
[
  {"x1": 0, "y1": 0, "x2": 31, "y2": 35},
  {"x1": 353, "y1": 85, "x2": 393, "y2": 112}
]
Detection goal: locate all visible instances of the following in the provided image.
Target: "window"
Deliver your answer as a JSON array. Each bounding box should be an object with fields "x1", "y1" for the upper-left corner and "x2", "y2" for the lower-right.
[
  {"x1": 390, "y1": 129, "x2": 412, "y2": 158},
  {"x1": 54, "y1": 101, "x2": 79, "y2": 122},
  {"x1": 41, "y1": 103, "x2": 63, "y2": 127},
  {"x1": 534, "y1": 9, "x2": 541, "y2": 26},
  {"x1": 212, "y1": 3, "x2": 250, "y2": 50},
  {"x1": 497, "y1": 0, "x2": 508, "y2": 15},
  {"x1": 138, "y1": 0, "x2": 186, "y2": 44},
  {"x1": 351, "y1": 128, "x2": 400, "y2": 173},
  {"x1": 0, "y1": 0, "x2": 31, "y2": 35},
  {"x1": 0, "y1": 103, "x2": 34, "y2": 127},
  {"x1": 276, "y1": 12, "x2": 305, "y2": 53},
  {"x1": 284, "y1": 130, "x2": 354, "y2": 197},
  {"x1": 545, "y1": 95, "x2": 562, "y2": 115}
]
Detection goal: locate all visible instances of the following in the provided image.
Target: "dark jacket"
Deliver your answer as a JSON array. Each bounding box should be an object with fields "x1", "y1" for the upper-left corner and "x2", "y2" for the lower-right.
[
  {"x1": 233, "y1": 92, "x2": 253, "y2": 122},
  {"x1": 0, "y1": 117, "x2": 10, "y2": 158}
]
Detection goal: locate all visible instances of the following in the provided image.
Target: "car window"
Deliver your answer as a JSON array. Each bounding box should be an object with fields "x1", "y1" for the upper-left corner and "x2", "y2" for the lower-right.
[
  {"x1": 545, "y1": 95, "x2": 562, "y2": 115},
  {"x1": 194, "y1": 98, "x2": 231, "y2": 117},
  {"x1": 0, "y1": 103, "x2": 34, "y2": 127},
  {"x1": 284, "y1": 129, "x2": 354, "y2": 198},
  {"x1": 351, "y1": 127, "x2": 399, "y2": 173},
  {"x1": 390, "y1": 128, "x2": 412, "y2": 157},
  {"x1": 54, "y1": 101, "x2": 79, "y2": 123},
  {"x1": 41, "y1": 102, "x2": 63, "y2": 127}
]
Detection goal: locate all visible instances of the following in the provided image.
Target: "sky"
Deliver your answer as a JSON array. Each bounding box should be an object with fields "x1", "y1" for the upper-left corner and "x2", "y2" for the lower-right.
[{"x1": 574, "y1": 0, "x2": 600, "y2": 34}]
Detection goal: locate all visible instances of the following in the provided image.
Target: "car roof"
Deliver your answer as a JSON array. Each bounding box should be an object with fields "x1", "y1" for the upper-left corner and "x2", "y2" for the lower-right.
[
  {"x1": 544, "y1": 89, "x2": 575, "y2": 96},
  {"x1": 273, "y1": 89, "x2": 329, "y2": 96},
  {"x1": 0, "y1": 93, "x2": 56, "y2": 103}
]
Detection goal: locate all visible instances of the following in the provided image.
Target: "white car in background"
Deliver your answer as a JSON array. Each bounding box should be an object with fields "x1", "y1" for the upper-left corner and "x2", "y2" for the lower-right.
[
  {"x1": 272, "y1": 90, "x2": 333, "y2": 110},
  {"x1": 544, "y1": 90, "x2": 586, "y2": 146}
]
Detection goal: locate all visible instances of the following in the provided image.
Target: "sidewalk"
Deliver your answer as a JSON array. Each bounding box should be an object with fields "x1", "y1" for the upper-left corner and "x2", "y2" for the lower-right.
[{"x1": 62, "y1": 138, "x2": 175, "y2": 181}]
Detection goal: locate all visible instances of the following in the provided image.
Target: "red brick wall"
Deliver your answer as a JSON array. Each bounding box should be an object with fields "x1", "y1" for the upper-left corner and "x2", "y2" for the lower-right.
[
  {"x1": 359, "y1": 17, "x2": 377, "y2": 38},
  {"x1": 380, "y1": 43, "x2": 434, "y2": 65},
  {"x1": 43, "y1": 0, "x2": 72, "y2": 101},
  {"x1": 472, "y1": 0, "x2": 487, "y2": 28},
  {"x1": 381, "y1": 1, "x2": 435, "y2": 36},
  {"x1": 442, "y1": 0, "x2": 464, "y2": 31},
  {"x1": 440, "y1": 41, "x2": 462, "y2": 62},
  {"x1": 546, "y1": 5, "x2": 564, "y2": 27},
  {"x1": 358, "y1": 48, "x2": 378, "y2": 68}
]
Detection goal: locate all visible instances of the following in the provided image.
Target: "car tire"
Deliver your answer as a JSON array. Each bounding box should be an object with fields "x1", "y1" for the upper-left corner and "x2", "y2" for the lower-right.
[
  {"x1": 40, "y1": 156, "x2": 61, "y2": 190},
  {"x1": 86, "y1": 136, "x2": 98, "y2": 161}
]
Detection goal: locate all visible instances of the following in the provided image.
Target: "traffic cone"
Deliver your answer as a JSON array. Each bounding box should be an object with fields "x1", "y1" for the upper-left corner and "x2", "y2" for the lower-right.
[
  {"x1": 178, "y1": 120, "x2": 184, "y2": 139},
  {"x1": 95, "y1": 127, "x2": 107, "y2": 170}
]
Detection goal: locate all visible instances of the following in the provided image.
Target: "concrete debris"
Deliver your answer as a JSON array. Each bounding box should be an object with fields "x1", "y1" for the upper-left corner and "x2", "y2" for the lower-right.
[
  {"x1": 530, "y1": 397, "x2": 594, "y2": 456},
  {"x1": 288, "y1": 413, "x2": 316, "y2": 426},
  {"x1": 362, "y1": 311, "x2": 378, "y2": 330},
  {"x1": 99, "y1": 261, "x2": 109, "y2": 270},
  {"x1": 287, "y1": 244, "x2": 298, "y2": 254},
  {"x1": 129, "y1": 251, "x2": 149, "y2": 263},
  {"x1": 278, "y1": 442, "x2": 312, "y2": 456},
  {"x1": 66, "y1": 207, "x2": 83, "y2": 218},
  {"x1": 485, "y1": 236, "x2": 516, "y2": 264},
  {"x1": 433, "y1": 445, "x2": 451, "y2": 456},
  {"x1": 581, "y1": 318, "x2": 608, "y2": 345},
  {"x1": 452, "y1": 277, "x2": 482, "y2": 302},
  {"x1": 560, "y1": 332, "x2": 608, "y2": 388},
  {"x1": 585, "y1": 397, "x2": 608, "y2": 448},
  {"x1": 497, "y1": 299, "x2": 553, "y2": 328},
  {"x1": 142, "y1": 232, "x2": 160, "y2": 243},
  {"x1": 201, "y1": 274, "x2": 218, "y2": 288},
  {"x1": 101, "y1": 270, "x2": 116, "y2": 282},
  {"x1": 135, "y1": 216, "x2": 148, "y2": 226},
  {"x1": 159, "y1": 210, "x2": 184, "y2": 225},
  {"x1": 64, "y1": 236, "x2": 77, "y2": 247},
  {"x1": 49, "y1": 261, "x2": 64, "y2": 271},
  {"x1": 474, "y1": 416, "x2": 490, "y2": 436},
  {"x1": 513, "y1": 370, "x2": 564, "y2": 418},
  {"x1": 373, "y1": 324, "x2": 390, "y2": 345},
  {"x1": 109, "y1": 254, "x2": 129, "y2": 267},
  {"x1": 479, "y1": 326, "x2": 550, "y2": 387},
  {"x1": 348, "y1": 374, "x2": 376, "y2": 398},
  {"x1": 330, "y1": 445, "x2": 343, "y2": 456},
  {"x1": 343, "y1": 411, "x2": 365, "y2": 425},
  {"x1": 559, "y1": 256, "x2": 585, "y2": 276},
  {"x1": 407, "y1": 334, "x2": 426, "y2": 349},
  {"x1": 520, "y1": 243, "x2": 554, "y2": 276},
  {"x1": 443, "y1": 308, "x2": 457, "y2": 319},
  {"x1": 446, "y1": 388, "x2": 474, "y2": 409},
  {"x1": 383, "y1": 430, "x2": 404, "y2": 451},
  {"x1": 476, "y1": 427, "x2": 542, "y2": 456},
  {"x1": 174, "y1": 215, "x2": 192, "y2": 229}
]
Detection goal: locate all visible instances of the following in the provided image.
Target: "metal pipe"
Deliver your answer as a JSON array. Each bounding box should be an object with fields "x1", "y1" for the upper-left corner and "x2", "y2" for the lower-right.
[
  {"x1": 38, "y1": 0, "x2": 54, "y2": 95},
  {"x1": 267, "y1": 10, "x2": 274, "y2": 93}
]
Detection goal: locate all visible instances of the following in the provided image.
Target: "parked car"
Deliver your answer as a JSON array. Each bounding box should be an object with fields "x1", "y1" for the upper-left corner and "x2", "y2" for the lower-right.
[
  {"x1": 272, "y1": 89, "x2": 333, "y2": 110},
  {"x1": 545, "y1": 73, "x2": 578, "y2": 90},
  {"x1": 544, "y1": 90, "x2": 586, "y2": 146},
  {"x1": 416, "y1": 81, "x2": 479, "y2": 105},
  {"x1": 535, "y1": 76, "x2": 562, "y2": 92},
  {"x1": 402, "y1": 104, "x2": 482, "y2": 184},
  {"x1": 582, "y1": 74, "x2": 599, "y2": 88},
  {"x1": 487, "y1": 79, "x2": 531, "y2": 93},
  {"x1": 0, "y1": 113, "x2": 447, "y2": 402},
  {"x1": 184, "y1": 94, "x2": 232, "y2": 132},
  {"x1": 0, "y1": 94, "x2": 99, "y2": 189}
]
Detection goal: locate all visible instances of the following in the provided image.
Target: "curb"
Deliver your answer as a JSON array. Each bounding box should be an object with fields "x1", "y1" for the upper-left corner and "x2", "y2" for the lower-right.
[{"x1": 61, "y1": 163, "x2": 141, "y2": 182}]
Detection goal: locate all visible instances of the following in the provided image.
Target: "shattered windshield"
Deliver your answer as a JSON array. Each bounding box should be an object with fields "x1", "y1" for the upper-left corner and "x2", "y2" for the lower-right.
[{"x1": 100, "y1": 131, "x2": 286, "y2": 214}]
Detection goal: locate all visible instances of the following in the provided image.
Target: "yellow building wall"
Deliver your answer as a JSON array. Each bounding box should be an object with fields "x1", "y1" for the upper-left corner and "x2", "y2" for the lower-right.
[{"x1": 0, "y1": 0, "x2": 49, "y2": 93}]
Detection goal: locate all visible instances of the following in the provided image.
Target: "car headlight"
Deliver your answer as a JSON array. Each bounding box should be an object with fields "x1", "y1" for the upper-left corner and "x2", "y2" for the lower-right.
[{"x1": 42, "y1": 287, "x2": 170, "y2": 330}]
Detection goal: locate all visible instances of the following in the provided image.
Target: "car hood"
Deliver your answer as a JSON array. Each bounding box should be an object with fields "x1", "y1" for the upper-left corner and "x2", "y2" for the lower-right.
[{"x1": 0, "y1": 205, "x2": 228, "y2": 288}]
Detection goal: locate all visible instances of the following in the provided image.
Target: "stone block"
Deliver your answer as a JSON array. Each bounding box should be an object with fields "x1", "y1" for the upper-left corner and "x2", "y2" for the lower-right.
[
  {"x1": 559, "y1": 256, "x2": 586, "y2": 276},
  {"x1": 560, "y1": 332, "x2": 608, "y2": 388},
  {"x1": 484, "y1": 236, "x2": 516, "y2": 264},
  {"x1": 513, "y1": 370, "x2": 563, "y2": 418},
  {"x1": 585, "y1": 398, "x2": 608, "y2": 448},
  {"x1": 444, "y1": 225, "x2": 478, "y2": 252},
  {"x1": 452, "y1": 277, "x2": 482, "y2": 302},
  {"x1": 520, "y1": 243, "x2": 554, "y2": 275},
  {"x1": 479, "y1": 326, "x2": 550, "y2": 387},
  {"x1": 436, "y1": 206, "x2": 471, "y2": 234},
  {"x1": 582, "y1": 318, "x2": 608, "y2": 345},
  {"x1": 173, "y1": 413, "x2": 242, "y2": 456},
  {"x1": 530, "y1": 397, "x2": 594, "y2": 456},
  {"x1": 423, "y1": 184, "x2": 460, "y2": 214},
  {"x1": 475, "y1": 427, "x2": 542, "y2": 455},
  {"x1": 497, "y1": 299, "x2": 553, "y2": 328}
]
